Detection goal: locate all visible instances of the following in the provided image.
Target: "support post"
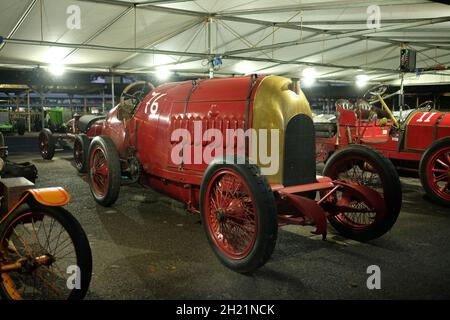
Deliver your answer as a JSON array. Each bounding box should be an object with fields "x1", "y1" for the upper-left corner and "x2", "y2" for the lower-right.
[
  {"x1": 399, "y1": 73, "x2": 405, "y2": 120},
  {"x1": 84, "y1": 97, "x2": 88, "y2": 113},
  {"x1": 41, "y1": 93, "x2": 45, "y2": 130},
  {"x1": 102, "y1": 90, "x2": 105, "y2": 113},
  {"x1": 207, "y1": 17, "x2": 214, "y2": 79},
  {"x1": 27, "y1": 90, "x2": 31, "y2": 132},
  {"x1": 111, "y1": 74, "x2": 115, "y2": 108}
]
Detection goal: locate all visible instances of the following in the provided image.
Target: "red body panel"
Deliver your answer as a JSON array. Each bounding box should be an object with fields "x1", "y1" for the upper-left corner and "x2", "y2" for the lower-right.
[
  {"x1": 132, "y1": 77, "x2": 257, "y2": 187},
  {"x1": 405, "y1": 111, "x2": 450, "y2": 151}
]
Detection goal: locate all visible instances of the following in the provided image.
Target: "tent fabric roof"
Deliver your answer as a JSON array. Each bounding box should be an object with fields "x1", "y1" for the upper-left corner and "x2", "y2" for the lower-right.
[{"x1": 0, "y1": 0, "x2": 449, "y2": 85}]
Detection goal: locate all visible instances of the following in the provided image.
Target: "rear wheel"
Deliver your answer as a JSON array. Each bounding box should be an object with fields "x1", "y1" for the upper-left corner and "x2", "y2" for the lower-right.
[
  {"x1": 38, "y1": 129, "x2": 55, "y2": 160},
  {"x1": 88, "y1": 136, "x2": 121, "y2": 207},
  {"x1": 16, "y1": 119, "x2": 26, "y2": 136},
  {"x1": 73, "y1": 134, "x2": 89, "y2": 173},
  {"x1": 323, "y1": 145, "x2": 401, "y2": 241},
  {"x1": 200, "y1": 160, "x2": 277, "y2": 273},
  {"x1": 419, "y1": 137, "x2": 450, "y2": 207},
  {"x1": 0, "y1": 203, "x2": 92, "y2": 300}
]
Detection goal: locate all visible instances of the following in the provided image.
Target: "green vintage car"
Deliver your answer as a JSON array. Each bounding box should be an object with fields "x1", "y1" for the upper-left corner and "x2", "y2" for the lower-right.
[{"x1": 0, "y1": 110, "x2": 25, "y2": 135}]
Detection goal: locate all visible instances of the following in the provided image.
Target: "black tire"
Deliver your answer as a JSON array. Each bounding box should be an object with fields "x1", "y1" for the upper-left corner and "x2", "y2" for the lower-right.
[
  {"x1": 200, "y1": 157, "x2": 278, "y2": 273},
  {"x1": 16, "y1": 119, "x2": 26, "y2": 136},
  {"x1": 419, "y1": 137, "x2": 450, "y2": 207},
  {"x1": 74, "y1": 134, "x2": 89, "y2": 173},
  {"x1": 323, "y1": 145, "x2": 402, "y2": 241},
  {"x1": 0, "y1": 202, "x2": 92, "y2": 300},
  {"x1": 88, "y1": 136, "x2": 121, "y2": 207},
  {"x1": 38, "y1": 129, "x2": 56, "y2": 160},
  {"x1": 0, "y1": 132, "x2": 6, "y2": 159}
]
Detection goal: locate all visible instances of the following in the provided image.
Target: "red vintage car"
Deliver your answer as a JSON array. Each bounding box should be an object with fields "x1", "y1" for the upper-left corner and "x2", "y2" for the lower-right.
[
  {"x1": 71, "y1": 76, "x2": 402, "y2": 273},
  {"x1": 315, "y1": 85, "x2": 450, "y2": 207}
]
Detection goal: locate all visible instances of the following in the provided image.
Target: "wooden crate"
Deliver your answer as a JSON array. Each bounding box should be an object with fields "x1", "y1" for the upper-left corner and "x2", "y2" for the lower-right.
[{"x1": 0, "y1": 177, "x2": 35, "y2": 213}]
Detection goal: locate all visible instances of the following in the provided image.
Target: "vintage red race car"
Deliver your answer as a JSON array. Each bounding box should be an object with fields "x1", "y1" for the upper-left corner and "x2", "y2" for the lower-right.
[
  {"x1": 72, "y1": 76, "x2": 402, "y2": 273},
  {"x1": 315, "y1": 85, "x2": 450, "y2": 207}
]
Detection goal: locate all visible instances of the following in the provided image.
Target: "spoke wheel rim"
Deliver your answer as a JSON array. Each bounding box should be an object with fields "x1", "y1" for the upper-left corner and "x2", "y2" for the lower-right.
[
  {"x1": 204, "y1": 169, "x2": 258, "y2": 260},
  {"x1": 89, "y1": 145, "x2": 109, "y2": 197},
  {"x1": 39, "y1": 134, "x2": 48, "y2": 157},
  {"x1": 426, "y1": 146, "x2": 450, "y2": 201},
  {"x1": 74, "y1": 140, "x2": 83, "y2": 170},
  {"x1": 0, "y1": 212, "x2": 77, "y2": 300},
  {"x1": 326, "y1": 155, "x2": 384, "y2": 230}
]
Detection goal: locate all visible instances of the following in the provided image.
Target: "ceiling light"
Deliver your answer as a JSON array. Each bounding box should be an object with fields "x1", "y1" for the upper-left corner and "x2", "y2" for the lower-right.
[
  {"x1": 302, "y1": 67, "x2": 316, "y2": 87},
  {"x1": 356, "y1": 74, "x2": 369, "y2": 88},
  {"x1": 156, "y1": 66, "x2": 172, "y2": 81},
  {"x1": 48, "y1": 62, "x2": 65, "y2": 76}
]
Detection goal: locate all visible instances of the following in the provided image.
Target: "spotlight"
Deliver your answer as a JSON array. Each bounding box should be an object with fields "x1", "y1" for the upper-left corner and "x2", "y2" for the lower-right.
[
  {"x1": 302, "y1": 67, "x2": 316, "y2": 87},
  {"x1": 156, "y1": 66, "x2": 172, "y2": 81},
  {"x1": 48, "y1": 62, "x2": 65, "y2": 76},
  {"x1": 356, "y1": 74, "x2": 369, "y2": 88}
]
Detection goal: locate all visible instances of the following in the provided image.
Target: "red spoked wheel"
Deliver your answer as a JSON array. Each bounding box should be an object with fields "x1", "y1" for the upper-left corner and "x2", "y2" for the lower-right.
[
  {"x1": 323, "y1": 145, "x2": 401, "y2": 241},
  {"x1": 90, "y1": 145, "x2": 109, "y2": 198},
  {"x1": 425, "y1": 147, "x2": 450, "y2": 201},
  {"x1": 38, "y1": 129, "x2": 55, "y2": 160},
  {"x1": 200, "y1": 160, "x2": 277, "y2": 273},
  {"x1": 420, "y1": 137, "x2": 450, "y2": 207},
  {"x1": 204, "y1": 169, "x2": 258, "y2": 259},
  {"x1": 88, "y1": 136, "x2": 121, "y2": 207}
]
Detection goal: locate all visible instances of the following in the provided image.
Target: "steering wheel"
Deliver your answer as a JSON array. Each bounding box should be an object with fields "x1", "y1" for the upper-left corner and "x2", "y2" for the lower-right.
[
  {"x1": 120, "y1": 81, "x2": 155, "y2": 111},
  {"x1": 364, "y1": 84, "x2": 388, "y2": 101},
  {"x1": 417, "y1": 100, "x2": 434, "y2": 111}
]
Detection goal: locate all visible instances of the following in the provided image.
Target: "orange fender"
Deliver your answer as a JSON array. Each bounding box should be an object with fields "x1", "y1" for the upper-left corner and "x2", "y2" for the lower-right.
[{"x1": 26, "y1": 187, "x2": 71, "y2": 206}]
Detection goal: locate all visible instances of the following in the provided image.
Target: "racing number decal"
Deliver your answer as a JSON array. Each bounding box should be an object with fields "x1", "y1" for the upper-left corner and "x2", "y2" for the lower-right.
[
  {"x1": 145, "y1": 92, "x2": 167, "y2": 115},
  {"x1": 416, "y1": 112, "x2": 437, "y2": 123}
]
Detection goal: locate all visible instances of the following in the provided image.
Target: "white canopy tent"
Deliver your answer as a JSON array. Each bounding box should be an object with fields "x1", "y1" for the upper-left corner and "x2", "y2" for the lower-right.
[{"x1": 0, "y1": 0, "x2": 449, "y2": 85}]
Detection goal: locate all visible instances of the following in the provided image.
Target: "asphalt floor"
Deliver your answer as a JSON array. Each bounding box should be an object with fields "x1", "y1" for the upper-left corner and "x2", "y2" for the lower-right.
[{"x1": 6, "y1": 149, "x2": 450, "y2": 300}]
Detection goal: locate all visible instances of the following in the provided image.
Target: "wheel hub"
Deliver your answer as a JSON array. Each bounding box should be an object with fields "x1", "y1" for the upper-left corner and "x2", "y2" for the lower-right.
[
  {"x1": 19, "y1": 254, "x2": 55, "y2": 274},
  {"x1": 127, "y1": 157, "x2": 142, "y2": 183},
  {"x1": 215, "y1": 209, "x2": 225, "y2": 222}
]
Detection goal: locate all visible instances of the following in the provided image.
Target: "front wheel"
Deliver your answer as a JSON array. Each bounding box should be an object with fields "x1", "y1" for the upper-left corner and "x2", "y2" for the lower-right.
[
  {"x1": 88, "y1": 136, "x2": 121, "y2": 207},
  {"x1": 74, "y1": 134, "x2": 89, "y2": 173},
  {"x1": 323, "y1": 145, "x2": 402, "y2": 241},
  {"x1": 0, "y1": 203, "x2": 92, "y2": 300},
  {"x1": 419, "y1": 137, "x2": 450, "y2": 207},
  {"x1": 200, "y1": 159, "x2": 278, "y2": 273},
  {"x1": 38, "y1": 129, "x2": 55, "y2": 160}
]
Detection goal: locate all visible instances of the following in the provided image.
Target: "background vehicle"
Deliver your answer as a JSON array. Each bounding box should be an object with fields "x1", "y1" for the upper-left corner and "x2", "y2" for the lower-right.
[
  {"x1": 315, "y1": 85, "x2": 450, "y2": 207},
  {"x1": 38, "y1": 112, "x2": 104, "y2": 161},
  {"x1": 75, "y1": 76, "x2": 402, "y2": 273},
  {"x1": 0, "y1": 177, "x2": 92, "y2": 300},
  {"x1": 0, "y1": 110, "x2": 26, "y2": 136}
]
